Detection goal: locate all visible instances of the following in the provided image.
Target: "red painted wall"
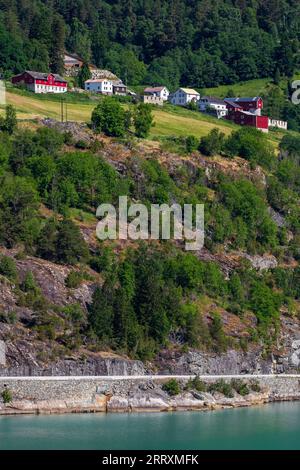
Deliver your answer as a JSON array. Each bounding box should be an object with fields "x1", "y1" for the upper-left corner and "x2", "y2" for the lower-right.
[{"x1": 12, "y1": 72, "x2": 67, "y2": 87}]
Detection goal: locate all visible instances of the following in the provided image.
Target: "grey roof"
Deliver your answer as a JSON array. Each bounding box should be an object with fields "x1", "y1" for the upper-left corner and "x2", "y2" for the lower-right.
[
  {"x1": 25, "y1": 70, "x2": 66, "y2": 82},
  {"x1": 224, "y1": 99, "x2": 243, "y2": 108},
  {"x1": 201, "y1": 96, "x2": 226, "y2": 105},
  {"x1": 225, "y1": 97, "x2": 262, "y2": 103}
]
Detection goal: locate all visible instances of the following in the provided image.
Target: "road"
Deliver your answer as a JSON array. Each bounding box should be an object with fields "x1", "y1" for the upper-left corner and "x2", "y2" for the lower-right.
[{"x1": 0, "y1": 374, "x2": 300, "y2": 381}]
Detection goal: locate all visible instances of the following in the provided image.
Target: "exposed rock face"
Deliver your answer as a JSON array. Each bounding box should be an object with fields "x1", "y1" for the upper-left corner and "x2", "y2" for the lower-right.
[
  {"x1": 242, "y1": 254, "x2": 278, "y2": 271},
  {"x1": 0, "y1": 340, "x2": 5, "y2": 366},
  {"x1": 290, "y1": 340, "x2": 300, "y2": 368},
  {"x1": 0, "y1": 356, "x2": 146, "y2": 377},
  {"x1": 155, "y1": 349, "x2": 275, "y2": 375}
]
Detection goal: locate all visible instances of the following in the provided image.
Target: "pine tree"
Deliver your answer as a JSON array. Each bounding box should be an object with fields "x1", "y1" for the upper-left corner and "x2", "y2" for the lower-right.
[
  {"x1": 50, "y1": 15, "x2": 65, "y2": 74},
  {"x1": 77, "y1": 63, "x2": 91, "y2": 89},
  {"x1": 56, "y1": 219, "x2": 89, "y2": 265}
]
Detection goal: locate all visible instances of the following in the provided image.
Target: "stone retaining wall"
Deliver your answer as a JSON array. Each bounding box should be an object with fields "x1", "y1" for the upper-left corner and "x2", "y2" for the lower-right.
[{"x1": 0, "y1": 375, "x2": 300, "y2": 415}]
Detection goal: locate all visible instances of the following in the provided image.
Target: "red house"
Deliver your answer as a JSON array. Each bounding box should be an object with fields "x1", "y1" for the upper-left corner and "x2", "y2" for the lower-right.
[
  {"x1": 224, "y1": 97, "x2": 268, "y2": 132},
  {"x1": 12, "y1": 71, "x2": 67, "y2": 94},
  {"x1": 226, "y1": 110, "x2": 269, "y2": 132},
  {"x1": 225, "y1": 97, "x2": 263, "y2": 115}
]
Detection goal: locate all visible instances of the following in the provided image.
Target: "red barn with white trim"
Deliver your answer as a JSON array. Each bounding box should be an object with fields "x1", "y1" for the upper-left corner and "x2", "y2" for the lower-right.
[
  {"x1": 224, "y1": 97, "x2": 269, "y2": 132},
  {"x1": 12, "y1": 71, "x2": 67, "y2": 94}
]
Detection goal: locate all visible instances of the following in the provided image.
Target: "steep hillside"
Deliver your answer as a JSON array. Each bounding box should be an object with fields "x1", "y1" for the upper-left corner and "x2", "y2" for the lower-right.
[{"x1": 1, "y1": 117, "x2": 300, "y2": 375}]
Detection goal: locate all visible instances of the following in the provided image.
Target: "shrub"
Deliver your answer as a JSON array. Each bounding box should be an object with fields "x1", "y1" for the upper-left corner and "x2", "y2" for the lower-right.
[
  {"x1": 231, "y1": 379, "x2": 250, "y2": 396},
  {"x1": 208, "y1": 379, "x2": 234, "y2": 398},
  {"x1": 65, "y1": 271, "x2": 83, "y2": 288},
  {"x1": 1, "y1": 388, "x2": 12, "y2": 404},
  {"x1": 185, "y1": 135, "x2": 198, "y2": 153},
  {"x1": 249, "y1": 380, "x2": 261, "y2": 393},
  {"x1": 199, "y1": 128, "x2": 225, "y2": 156},
  {"x1": 133, "y1": 103, "x2": 153, "y2": 138},
  {"x1": 186, "y1": 376, "x2": 207, "y2": 392},
  {"x1": 91, "y1": 97, "x2": 126, "y2": 137},
  {"x1": 162, "y1": 379, "x2": 181, "y2": 396},
  {"x1": 0, "y1": 255, "x2": 17, "y2": 281}
]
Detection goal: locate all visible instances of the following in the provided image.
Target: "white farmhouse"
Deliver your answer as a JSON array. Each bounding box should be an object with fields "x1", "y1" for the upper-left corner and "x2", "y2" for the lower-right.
[
  {"x1": 144, "y1": 86, "x2": 170, "y2": 101},
  {"x1": 199, "y1": 96, "x2": 228, "y2": 119},
  {"x1": 85, "y1": 79, "x2": 113, "y2": 95},
  {"x1": 169, "y1": 88, "x2": 200, "y2": 106}
]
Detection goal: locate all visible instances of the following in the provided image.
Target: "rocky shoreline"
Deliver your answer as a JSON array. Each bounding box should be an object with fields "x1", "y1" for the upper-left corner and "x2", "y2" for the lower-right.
[{"x1": 1, "y1": 375, "x2": 300, "y2": 416}]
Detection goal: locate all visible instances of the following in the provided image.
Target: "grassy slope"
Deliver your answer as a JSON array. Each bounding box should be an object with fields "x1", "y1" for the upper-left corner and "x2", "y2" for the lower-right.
[
  {"x1": 204, "y1": 74, "x2": 300, "y2": 98},
  {"x1": 0, "y1": 81, "x2": 291, "y2": 146}
]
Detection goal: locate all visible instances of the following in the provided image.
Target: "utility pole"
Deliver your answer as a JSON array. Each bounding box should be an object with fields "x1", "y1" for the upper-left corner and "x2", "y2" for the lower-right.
[
  {"x1": 61, "y1": 96, "x2": 64, "y2": 122},
  {"x1": 60, "y1": 97, "x2": 67, "y2": 122}
]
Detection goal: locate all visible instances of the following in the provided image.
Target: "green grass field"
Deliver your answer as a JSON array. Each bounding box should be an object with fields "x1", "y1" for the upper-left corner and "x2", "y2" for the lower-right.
[{"x1": 0, "y1": 79, "x2": 291, "y2": 147}]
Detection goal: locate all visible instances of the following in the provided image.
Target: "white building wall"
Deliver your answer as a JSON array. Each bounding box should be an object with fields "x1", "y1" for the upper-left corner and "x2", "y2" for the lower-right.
[
  {"x1": 33, "y1": 83, "x2": 67, "y2": 94},
  {"x1": 159, "y1": 88, "x2": 169, "y2": 101},
  {"x1": 170, "y1": 90, "x2": 200, "y2": 106},
  {"x1": 268, "y1": 119, "x2": 288, "y2": 130},
  {"x1": 85, "y1": 80, "x2": 113, "y2": 94}
]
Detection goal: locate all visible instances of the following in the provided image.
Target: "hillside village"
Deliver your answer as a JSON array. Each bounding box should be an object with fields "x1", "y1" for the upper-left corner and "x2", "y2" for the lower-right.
[{"x1": 9, "y1": 51, "x2": 288, "y2": 135}]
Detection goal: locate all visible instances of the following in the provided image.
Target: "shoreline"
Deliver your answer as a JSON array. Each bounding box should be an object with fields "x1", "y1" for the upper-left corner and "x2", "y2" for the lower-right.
[{"x1": 1, "y1": 375, "x2": 300, "y2": 416}]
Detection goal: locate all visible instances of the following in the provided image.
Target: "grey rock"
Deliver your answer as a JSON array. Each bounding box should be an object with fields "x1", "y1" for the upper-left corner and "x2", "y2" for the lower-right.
[{"x1": 0, "y1": 341, "x2": 5, "y2": 367}]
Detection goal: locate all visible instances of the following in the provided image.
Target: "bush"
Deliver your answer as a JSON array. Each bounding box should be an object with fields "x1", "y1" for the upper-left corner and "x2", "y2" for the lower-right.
[
  {"x1": 1, "y1": 388, "x2": 12, "y2": 404},
  {"x1": 162, "y1": 379, "x2": 181, "y2": 396},
  {"x1": 91, "y1": 97, "x2": 126, "y2": 137},
  {"x1": 185, "y1": 135, "x2": 198, "y2": 153},
  {"x1": 249, "y1": 379, "x2": 261, "y2": 393},
  {"x1": 231, "y1": 379, "x2": 250, "y2": 396},
  {"x1": 0, "y1": 255, "x2": 17, "y2": 281},
  {"x1": 224, "y1": 127, "x2": 275, "y2": 169},
  {"x1": 65, "y1": 271, "x2": 83, "y2": 288},
  {"x1": 208, "y1": 379, "x2": 234, "y2": 398},
  {"x1": 199, "y1": 128, "x2": 225, "y2": 156},
  {"x1": 133, "y1": 103, "x2": 153, "y2": 138},
  {"x1": 186, "y1": 376, "x2": 207, "y2": 392}
]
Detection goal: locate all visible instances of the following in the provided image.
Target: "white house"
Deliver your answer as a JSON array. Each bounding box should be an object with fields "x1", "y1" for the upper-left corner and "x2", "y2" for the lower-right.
[
  {"x1": 144, "y1": 86, "x2": 169, "y2": 101},
  {"x1": 169, "y1": 88, "x2": 200, "y2": 106},
  {"x1": 84, "y1": 79, "x2": 113, "y2": 95},
  {"x1": 199, "y1": 96, "x2": 228, "y2": 119}
]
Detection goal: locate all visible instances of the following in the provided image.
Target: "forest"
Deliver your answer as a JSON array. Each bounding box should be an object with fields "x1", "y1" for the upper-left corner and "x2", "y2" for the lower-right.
[
  {"x1": 1, "y1": 100, "x2": 300, "y2": 359},
  {"x1": 0, "y1": 0, "x2": 299, "y2": 89}
]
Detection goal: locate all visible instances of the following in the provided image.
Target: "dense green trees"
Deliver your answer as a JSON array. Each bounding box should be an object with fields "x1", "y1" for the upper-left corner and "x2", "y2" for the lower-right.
[
  {"x1": 199, "y1": 129, "x2": 225, "y2": 157},
  {"x1": 1, "y1": 103, "x2": 300, "y2": 359},
  {"x1": 0, "y1": 106, "x2": 17, "y2": 135},
  {"x1": 37, "y1": 218, "x2": 89, "y2": 265},
  {"x1": 133, "y1": 103, "x2": 153, "y2": 138},
  {"x1": 1, "y1": 1, "x2": 300, "y2": 87},
  {"x1": 77, "y1": 63, "x2": 92, "y2": 89},
  {"x1": 224, "y1": 127, "x2": 275, "y2": 169},
  {"x1": 91, "y1": 98, "x2": 126, "y2": 137}
]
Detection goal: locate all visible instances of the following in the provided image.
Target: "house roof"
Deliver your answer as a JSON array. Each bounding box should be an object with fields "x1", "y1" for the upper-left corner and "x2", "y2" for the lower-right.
[
  {"x1": 201, "y1": 96, "x2": 226, "y2": 105},
  {"x1": 112, "y1": 81, "x2": 126, "y2": 87},
  {"x1": 224, "y1": 99, "x2": 243, "y2": 109},
  {"x1": 225, "y1": 97, "x2": 262, "y2": 103},
  {"x1": 144, "y1": 86, "x2": 168, "y2": 93},
  {"x1": 24, "y1": 71, "x2": 66, "y2": 83},
  {"x1": 85, "y1": 78, "x2": 111, "y2": 83},
  {"x1": 179, "y1": 88, "x2": 200, "y2": 95}
]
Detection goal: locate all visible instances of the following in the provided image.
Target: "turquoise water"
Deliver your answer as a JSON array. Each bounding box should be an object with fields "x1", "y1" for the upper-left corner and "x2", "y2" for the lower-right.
[{"x1": 0, "y1": 402, "x2": 300, "y2": 450}]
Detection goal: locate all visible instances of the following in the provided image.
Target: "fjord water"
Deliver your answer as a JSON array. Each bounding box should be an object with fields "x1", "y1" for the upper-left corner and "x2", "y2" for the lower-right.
[{"x1": 0, "y1": 402, "x2": 300, "y2": 450}]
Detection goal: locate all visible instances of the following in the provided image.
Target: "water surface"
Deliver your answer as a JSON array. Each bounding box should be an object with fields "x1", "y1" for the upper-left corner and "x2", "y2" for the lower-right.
[{"x1": 0, "y1": 402, "x2": 300, "y2": 450}]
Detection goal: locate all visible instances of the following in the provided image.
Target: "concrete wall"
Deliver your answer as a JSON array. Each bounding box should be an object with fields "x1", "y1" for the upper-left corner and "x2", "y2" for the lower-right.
[{"x1": 0, "y1": 375, "x2": 300, "y2": 415}]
